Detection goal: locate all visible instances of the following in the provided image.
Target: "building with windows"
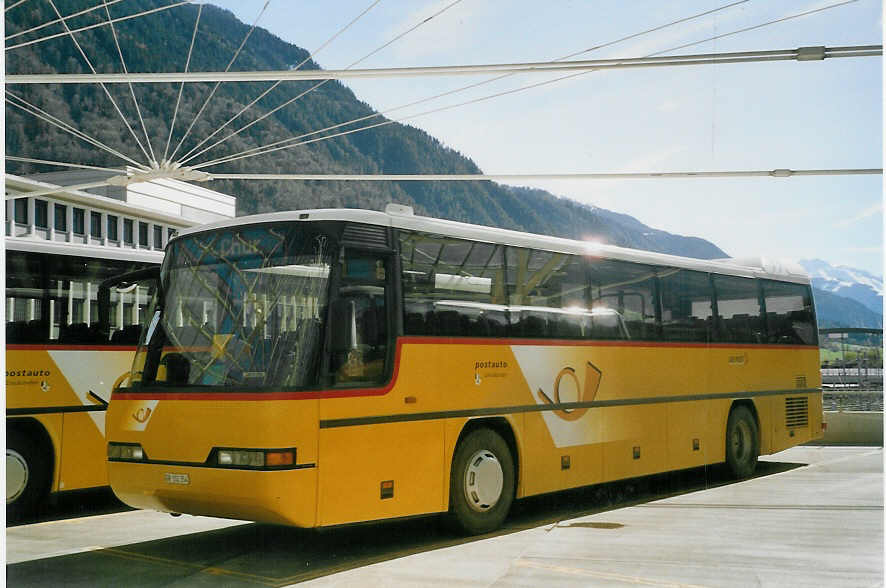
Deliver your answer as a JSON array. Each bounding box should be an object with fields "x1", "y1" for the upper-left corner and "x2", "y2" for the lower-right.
[{"x1": 6, "y1": 170, "x2": 235, "y2": 250}]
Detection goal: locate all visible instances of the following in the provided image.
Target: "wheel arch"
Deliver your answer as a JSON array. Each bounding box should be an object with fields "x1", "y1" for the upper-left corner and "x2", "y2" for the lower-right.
[
  {"x1": 729, "y1": 399, "x2": 761, "y2": 445},
  {"x1": 7, "y1": 417, "x2": 57, "y2": 482},
  {"x1": 451, "y1": 417, "x2": 521, "y2": 497}
]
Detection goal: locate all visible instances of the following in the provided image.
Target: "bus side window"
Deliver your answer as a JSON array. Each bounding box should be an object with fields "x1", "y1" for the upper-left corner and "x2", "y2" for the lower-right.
[
  {"x1": 399, "y1": 233, "x2": 507, "y2": 337},
  {"x1": 6, "y1": 250, "x2": 48, "y2": 344},
  {"x1": 658, "y1": 269, "x2": 712, "y2": 343},
  {"x1": 762, "y1": 281, "x2": 817, "y2": 345},
  {"x1": 586, "y1": 258, "x2": 658, "y2": 341},
  {"x1": 712, "y1": 275, "x2": 763, "y2": 343}
]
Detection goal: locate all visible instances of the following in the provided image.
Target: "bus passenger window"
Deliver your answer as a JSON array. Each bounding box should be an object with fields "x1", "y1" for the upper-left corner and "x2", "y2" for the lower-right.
[
  {"x1": 712, "y1": 275, "x2": 763, "y2": 343},
  {"x1": 762, "y1": 281, "x2": 817, "y2": 345},
  {"x1": 659, "y1": 269, "x2": 712, "y2": 343},
  {"x1": 400, "y1": 233, "x2": 507, "y2": 337},
  {"x1": 587, "y1": 258, "x2": 658, "y2": 340}
]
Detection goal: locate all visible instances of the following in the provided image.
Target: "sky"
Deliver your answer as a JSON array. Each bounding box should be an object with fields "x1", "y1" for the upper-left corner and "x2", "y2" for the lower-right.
[{"x1": 148, "y1": 1, "x2": 886, "y2": 275}]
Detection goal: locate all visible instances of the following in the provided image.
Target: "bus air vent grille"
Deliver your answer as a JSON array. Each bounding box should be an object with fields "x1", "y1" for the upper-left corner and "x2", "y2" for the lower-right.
[
  {"x1": 342, "y1": 224, "x2": 389, "y2": 248},
  {"x1": 785, "y1": 397, "x2": 809, "y2": 428}
]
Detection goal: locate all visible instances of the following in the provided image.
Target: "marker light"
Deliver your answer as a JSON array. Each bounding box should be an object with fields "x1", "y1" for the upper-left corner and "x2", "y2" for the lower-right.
[
  {"x1": 108, "y1": 443, "x2": 146, "y2": 461},
  {"x1": 265, "y1": 451, "x2": 294, "y2": 467}
]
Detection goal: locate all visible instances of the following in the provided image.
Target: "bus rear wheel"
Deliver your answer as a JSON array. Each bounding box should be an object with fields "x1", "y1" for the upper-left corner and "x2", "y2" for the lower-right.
[
  {"x1": 725, "y1": 405, "x2": 759, "y2": 479},
  {"x1": 7, "y1": 428, "x2": 50, "y2": 523},
  {"x1": 449, "y1": 428, "x2": 515, "y2": 535}
]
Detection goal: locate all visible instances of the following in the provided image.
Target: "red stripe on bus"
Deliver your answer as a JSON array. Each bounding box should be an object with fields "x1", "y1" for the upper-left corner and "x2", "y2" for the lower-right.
[
  {"x1": 397, "y1": 336, "x2": 816, "y2": 351},
  {"x1": 109, "y1": 336, "x2": 815, "y2": 402}
]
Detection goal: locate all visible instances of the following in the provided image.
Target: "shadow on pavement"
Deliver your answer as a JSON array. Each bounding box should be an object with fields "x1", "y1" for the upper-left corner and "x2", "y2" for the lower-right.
[
  {"x1": 6, "y1": 460, "x2": 805, "y2": 587},
  {"x1": 7, "y1": 487, "x2": 131, "y2": 528}
]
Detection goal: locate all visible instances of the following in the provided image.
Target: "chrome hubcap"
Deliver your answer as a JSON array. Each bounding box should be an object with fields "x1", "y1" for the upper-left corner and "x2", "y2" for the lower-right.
[
  {"x1": 463, "y1": 449, "x2": 503, "y2": 512},
  {"x1": 7, "y1": 449, "x2": 29, "y2": 504}
]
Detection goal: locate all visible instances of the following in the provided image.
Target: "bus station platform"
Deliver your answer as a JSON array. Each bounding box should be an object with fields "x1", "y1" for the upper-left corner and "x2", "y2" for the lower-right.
[{"x1": 6, "y1": 445, "x2": 883, "y2": 587}]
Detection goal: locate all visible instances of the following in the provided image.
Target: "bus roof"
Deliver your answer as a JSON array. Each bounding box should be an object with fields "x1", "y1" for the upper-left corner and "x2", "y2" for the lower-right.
[{"x1": 172, "y1": 206, "x2": 811, "y2": 284}]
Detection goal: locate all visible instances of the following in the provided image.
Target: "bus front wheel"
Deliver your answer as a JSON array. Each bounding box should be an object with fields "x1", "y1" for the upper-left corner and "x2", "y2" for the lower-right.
[
  {"x1": 6, "y1": 428, "x2": 50, "y2": 522},
  {"x1": 449, "y1": 428, "x2": 515, "y2": 535},
  {"x1": 725, "y1": 406, "x2": 759, "y2": 479}
]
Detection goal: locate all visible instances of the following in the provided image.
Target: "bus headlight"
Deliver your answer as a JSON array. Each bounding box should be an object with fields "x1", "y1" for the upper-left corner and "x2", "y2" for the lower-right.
[
  {"x1": 108, "y1": 442, "x2": 146, "y2": 461},
  {"x1": 217, "y1": 449, "x2": 264, "y2": 467},
  {"x1": 213, "y1": 448, "x2": 295, "y2": 469}
]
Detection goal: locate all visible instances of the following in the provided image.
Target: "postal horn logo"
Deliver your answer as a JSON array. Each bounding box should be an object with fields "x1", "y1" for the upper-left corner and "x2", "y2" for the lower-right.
[
  {"x1": 537, "y1": 361, "x2": 602, "y2": 421},
  {"x1": 133, "y1": 407, "x2": 153, "y2": 423}
]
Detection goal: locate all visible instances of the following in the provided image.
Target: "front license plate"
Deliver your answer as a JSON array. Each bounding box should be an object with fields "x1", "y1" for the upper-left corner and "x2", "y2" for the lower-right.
[{"x1": 164, "y1": 473, "x2": 190, "y2": 485}]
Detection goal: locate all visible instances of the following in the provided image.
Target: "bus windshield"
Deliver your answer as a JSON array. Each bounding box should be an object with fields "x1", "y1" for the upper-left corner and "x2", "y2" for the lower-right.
[{"x1": 131, "y1": 224, "x2": 333, "y2": 390}]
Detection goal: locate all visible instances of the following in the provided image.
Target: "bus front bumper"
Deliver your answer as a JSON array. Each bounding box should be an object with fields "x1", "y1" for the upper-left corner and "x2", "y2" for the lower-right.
[{"x1": 108, "y1": 461, "x2": 318, "y2": 527}]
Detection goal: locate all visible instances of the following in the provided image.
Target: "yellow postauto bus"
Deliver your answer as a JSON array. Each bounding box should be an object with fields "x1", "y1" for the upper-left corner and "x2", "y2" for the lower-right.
[
  {"x1": 6, "y1": 238, "x2": 161, "y2": 521},
  {"x1": 107, "y1": 205, "x2": 822, "y2": 533}
]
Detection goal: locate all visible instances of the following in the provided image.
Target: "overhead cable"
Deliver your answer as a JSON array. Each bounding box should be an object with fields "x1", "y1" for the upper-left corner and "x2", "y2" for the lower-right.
[
  {"x1": 207, "y1": 169, "x2": 883, "y2": 181},
  {"x1": 10, "y1": 45, "x2": 879, "y2": 84}
]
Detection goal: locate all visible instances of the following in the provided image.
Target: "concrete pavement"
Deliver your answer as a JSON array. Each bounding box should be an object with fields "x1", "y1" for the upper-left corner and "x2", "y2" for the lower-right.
[{"x1": 6, "y1": 446, "x2": 883, "y2": 587}]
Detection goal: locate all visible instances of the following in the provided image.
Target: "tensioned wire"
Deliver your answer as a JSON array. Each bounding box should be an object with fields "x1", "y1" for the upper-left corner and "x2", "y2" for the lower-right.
[
  {"x1": 186, "y1": 0, "x2": 753, "y2": 169},
  {"x1": 167, "y1": 0, "x2": 273, "y2": 162},
  {"x1": 4, "y1": 0, "x2": 29, "y2": 13},
  {"x1": 3, "y1": 180, "x2": 119, "y2": 200},
  {"x1": 192, "y1": 0, "x2": 863, "y2": 171},
  {"x1": 164, "y1": 3, "x2": 203, "y2": 162},
  {"x1": 176, "y1": 0, "x2": 383, "y2": 164},
  {"x1": 5, "y1": 1, "x2": 189, "y2": 51},
  {"x1": 5, "y1": 90, "x2": 148, "y2": 169},
  {"x1": 103, "y1": 0, "x2": 156, "y2": 163},
  {"x1": 178, "y1": 0, "x2": 466, "y2": 166},
  {"x1": 44, "y1": 0, "x2": 153, "y2": 165},
  {"x1": 5, "y1": 156, "x2": 127, "y2": 173},
  {"x1": 5, "y1": 0, "x2": 124, "y2": 41}
]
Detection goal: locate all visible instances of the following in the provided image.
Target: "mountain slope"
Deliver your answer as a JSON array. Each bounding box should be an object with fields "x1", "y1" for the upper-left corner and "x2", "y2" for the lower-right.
[
  {"x1": 5, "y1": 1, "x2": 726, "y2": 259},
  {"x1": 812, "y1": 287, "x2": 883, "y2": 329},
  {"x1": 800, "y1": 259, "x2": 883, "y2": 316}
]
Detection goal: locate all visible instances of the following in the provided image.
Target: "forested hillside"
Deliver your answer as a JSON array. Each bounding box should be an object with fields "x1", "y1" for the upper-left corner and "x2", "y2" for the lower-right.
[
  {"x1": 812, "y1": 288, "x2": 883, "y2": 329},
  {"x1": 5, "y1": 0, "x2": 726, "y2": 259}
]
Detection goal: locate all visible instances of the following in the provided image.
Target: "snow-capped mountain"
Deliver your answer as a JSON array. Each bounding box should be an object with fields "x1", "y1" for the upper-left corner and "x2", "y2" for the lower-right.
[{"x1": 799, "y1": 259, "x2": 883, "y2": 316}]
